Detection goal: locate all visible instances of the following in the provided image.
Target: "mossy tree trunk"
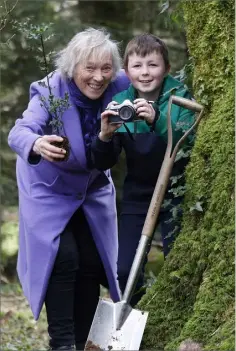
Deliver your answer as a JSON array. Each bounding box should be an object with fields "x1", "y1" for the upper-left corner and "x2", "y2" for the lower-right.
[{"x1": 139, "y1": 1, "x2": 234, "y2": 350}]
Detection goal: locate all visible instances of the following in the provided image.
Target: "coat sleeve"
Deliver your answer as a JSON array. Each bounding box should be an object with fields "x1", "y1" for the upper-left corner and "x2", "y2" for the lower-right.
[
  {"x1": 8, "y1": 89, "x2": 49, "y2": 164},
  {"x1": 90, "y1": 73, "x2": 128, "y2": 170},
  {"x1": 91, "y1": 134, "x2": 122, "y2": 170}
]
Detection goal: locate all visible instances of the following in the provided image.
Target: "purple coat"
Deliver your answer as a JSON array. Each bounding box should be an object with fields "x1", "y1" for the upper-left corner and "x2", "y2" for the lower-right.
[{"x1": 8, "y1": 70, "x2": 130, "y2": 320}]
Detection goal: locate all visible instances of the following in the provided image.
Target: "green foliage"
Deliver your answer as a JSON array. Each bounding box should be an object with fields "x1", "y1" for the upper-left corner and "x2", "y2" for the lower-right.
[
  {"x1": 139, "y1": 1, "x2": 235, "y2": 350},
  {"x1": 40, "y1": 89, "x2": 70, "y2": 135},
  {"x1": 204, "y1": 304, "x2": 235, "y2": 351}
]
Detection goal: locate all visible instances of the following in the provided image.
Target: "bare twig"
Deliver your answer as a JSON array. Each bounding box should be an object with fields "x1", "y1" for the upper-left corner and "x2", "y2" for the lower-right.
[{"x1": 0, "y1": 0, "x2": 19, "y2": 31}]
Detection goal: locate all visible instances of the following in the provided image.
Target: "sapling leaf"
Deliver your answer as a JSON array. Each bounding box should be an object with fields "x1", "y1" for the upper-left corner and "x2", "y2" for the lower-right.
[{"x1": 14, "y1": 19, "x2": 70, "y2": 137}]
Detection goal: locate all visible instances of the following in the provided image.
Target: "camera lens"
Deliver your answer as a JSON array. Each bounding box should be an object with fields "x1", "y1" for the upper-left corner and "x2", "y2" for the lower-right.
[{"x1": 119, "y1": 105, "x2": 135, "y2": 121}]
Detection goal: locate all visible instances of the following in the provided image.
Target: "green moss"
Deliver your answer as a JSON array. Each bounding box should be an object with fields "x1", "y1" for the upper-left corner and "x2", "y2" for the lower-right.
[
  {"x1": 139, "y1": 1, "x2": 234, "y2": 350},
  {"x1": 204, "y1": 305, "x2": 235, "y2": 351}
]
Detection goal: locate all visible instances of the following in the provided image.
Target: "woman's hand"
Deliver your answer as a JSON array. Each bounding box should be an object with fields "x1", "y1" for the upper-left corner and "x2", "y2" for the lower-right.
[
  {"x1": 99, "y1": 102, "x2": 122, "y2": 142},
  {"x1": 33, "y1": 135, "x2": 67, "y2": 162},
  {"x1": 134, "y1": 98, "x2": 156, "y2": 125}
]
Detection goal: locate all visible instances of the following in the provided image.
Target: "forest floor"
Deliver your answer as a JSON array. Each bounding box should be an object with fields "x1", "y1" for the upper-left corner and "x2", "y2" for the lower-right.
[{"x1": 1, "y1": 283, "x2": 48, "y2": 351}]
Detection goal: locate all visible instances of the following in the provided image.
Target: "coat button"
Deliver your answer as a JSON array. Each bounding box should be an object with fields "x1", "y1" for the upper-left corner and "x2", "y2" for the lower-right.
[{"x1": 77, "y1": 193, "x2": 83, "y2": 200}]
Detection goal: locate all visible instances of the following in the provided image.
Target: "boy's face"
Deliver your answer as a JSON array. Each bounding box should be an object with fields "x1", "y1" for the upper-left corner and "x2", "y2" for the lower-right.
[{"x1": 126, "y1": 51, "x2": 170, "y2": 100}]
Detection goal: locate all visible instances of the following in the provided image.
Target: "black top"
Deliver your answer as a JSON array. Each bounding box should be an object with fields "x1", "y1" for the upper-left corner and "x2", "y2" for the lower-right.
[{"x1": 91, "y1": 132, "x2": 189, "y2": 214}]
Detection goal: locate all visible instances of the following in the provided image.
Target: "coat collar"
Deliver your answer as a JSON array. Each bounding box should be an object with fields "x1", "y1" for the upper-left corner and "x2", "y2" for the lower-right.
[
  {"x1": 60, "y1": 79, "x2": 87, "y2": 169},
  {"x1": 62, "y1": 102, "x2": 88, "y2": 170}
]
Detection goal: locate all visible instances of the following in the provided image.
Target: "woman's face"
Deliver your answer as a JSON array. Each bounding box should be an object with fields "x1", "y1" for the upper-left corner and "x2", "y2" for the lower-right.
[{"x1": 73, "y1": 53, "x2": 113, "y2": 100}]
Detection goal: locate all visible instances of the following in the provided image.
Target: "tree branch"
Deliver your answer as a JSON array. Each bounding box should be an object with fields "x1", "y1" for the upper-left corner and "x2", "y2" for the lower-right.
[{"x1": 0, "y1": 0, "x2": 19, "y2": 31}]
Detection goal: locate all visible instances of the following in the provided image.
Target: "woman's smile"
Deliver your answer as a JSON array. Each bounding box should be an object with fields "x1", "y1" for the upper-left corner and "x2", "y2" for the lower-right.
[
  {"x1": 88, "y1": 83, "x2": 104, "y2": 90},
  {"x1": 74, "y1": 54, "x2": 113, "y2": 99}
]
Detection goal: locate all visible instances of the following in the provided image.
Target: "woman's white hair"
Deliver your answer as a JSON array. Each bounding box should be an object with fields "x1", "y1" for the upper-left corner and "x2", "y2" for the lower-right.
[{"x1": 55, "y1": 27, "x2": 122, "y2": 80}]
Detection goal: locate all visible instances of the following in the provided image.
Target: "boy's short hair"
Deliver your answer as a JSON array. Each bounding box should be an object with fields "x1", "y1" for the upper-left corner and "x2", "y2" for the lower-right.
[{"x1": 123, "y1": 33, "x2": 169, "y2": 69}]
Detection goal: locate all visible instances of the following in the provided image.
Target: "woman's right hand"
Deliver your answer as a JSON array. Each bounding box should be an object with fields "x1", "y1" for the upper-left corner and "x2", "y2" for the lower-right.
[
  {"x1": 32, "y1": 135, "x2": 67, "y2": 162},
  {"x1": 99, "y1": 102, "x2": 122, "y2": 142}
]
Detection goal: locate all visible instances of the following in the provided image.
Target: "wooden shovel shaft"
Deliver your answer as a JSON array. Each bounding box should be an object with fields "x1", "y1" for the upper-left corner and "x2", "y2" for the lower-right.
[
  {"x1": 142, "y1": 96, "x2": 204, "y2": 238},
  {"x1": 123, "y1": 96, "x2": 204, "y2": 304}
]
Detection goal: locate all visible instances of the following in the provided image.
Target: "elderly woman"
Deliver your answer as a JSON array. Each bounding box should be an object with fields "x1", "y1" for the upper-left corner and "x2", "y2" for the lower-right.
[{"x1": 8, "y1": 28, "x2": 129, "y2": 351}]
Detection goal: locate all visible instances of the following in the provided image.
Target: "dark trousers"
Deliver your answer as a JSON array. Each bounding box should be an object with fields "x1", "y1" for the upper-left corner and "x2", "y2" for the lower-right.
[
  {"x1": 117, "y1": 207, "x2": 180, "y2": 306},
  {"x1": 45, "y1": 208, "x2": 108, "y2": 350}
]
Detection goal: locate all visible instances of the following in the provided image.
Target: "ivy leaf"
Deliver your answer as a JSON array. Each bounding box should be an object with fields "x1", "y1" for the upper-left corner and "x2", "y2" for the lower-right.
[
  {"x1": 168, "y1": 185, "x2": 186, "y2": 197},
  {"x1": 161, "y1": 199, "x2": 172, "y2": 208},
  {"x1": 190, "y1": 201, "x2": 203, "y2": 212},
  {"x1": 159, "y1": 1, "x2": 170, "y2": 14},
  {"x1": 195, "y1": 201, "x2": 203, "y2": 212},
  {"x1": 170, "y1": 270, "x2": 181, "y2": 279},
  {"x1": 170, "y1": 174, "x2": 183, "y2": 185},
  {"x1": 174, "y1": 66, "x2": 187, "y2": 82},
  {"x1": 171, "y1": 206, "x2": 178, "y2": 219},
  {"x1": 175, "y1": 148, "x2": 191, "y2": 162}
]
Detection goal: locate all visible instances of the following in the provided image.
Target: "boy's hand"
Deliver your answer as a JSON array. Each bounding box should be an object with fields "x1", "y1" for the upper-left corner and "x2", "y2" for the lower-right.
[
  {"x1": 134, "y1": 98, "x2": 156, "y2": 124},
  {"x1": 99, "y1": 102, "x2": 122, "y2": 142}
]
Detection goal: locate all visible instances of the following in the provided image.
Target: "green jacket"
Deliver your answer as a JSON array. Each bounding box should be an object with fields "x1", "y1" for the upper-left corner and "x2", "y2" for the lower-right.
[{"x1": 113, "y1": 74, "x2": 195, "y2": 146}]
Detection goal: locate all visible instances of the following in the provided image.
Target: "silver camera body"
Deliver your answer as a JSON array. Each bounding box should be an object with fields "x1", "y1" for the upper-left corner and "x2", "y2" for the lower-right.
[{"x1": 107, "y1": 99, "x2": 140, "y2": 124}]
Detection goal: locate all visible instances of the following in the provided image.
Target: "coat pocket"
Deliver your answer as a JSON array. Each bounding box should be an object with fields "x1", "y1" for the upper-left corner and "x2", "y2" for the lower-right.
[{"x1": 30, "y1": 175, "x2": 74, "y2": 197}]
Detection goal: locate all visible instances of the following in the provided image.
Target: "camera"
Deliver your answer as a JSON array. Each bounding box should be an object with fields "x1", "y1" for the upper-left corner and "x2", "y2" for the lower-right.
[{"x1": 107, "y1": 100, "x2": 140, "y2": 124}]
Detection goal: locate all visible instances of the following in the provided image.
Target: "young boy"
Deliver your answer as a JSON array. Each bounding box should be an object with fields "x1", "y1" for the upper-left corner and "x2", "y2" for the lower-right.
[{"x1": 91, "y1": 34, "x2": 195, "y2": 305}]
